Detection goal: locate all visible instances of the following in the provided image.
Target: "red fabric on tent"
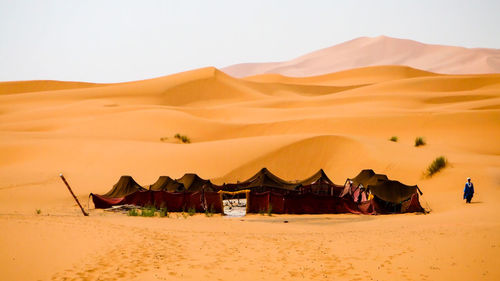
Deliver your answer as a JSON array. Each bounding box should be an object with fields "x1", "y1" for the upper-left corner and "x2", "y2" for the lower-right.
[
  {"x1": 204, "y1": 192, "x2": 223, "y2": 213},
  {"x1": 152, "y1": 191, "x2": 185, "y2": 211},
  {"x1": 185, "y1": 192, "x2": 204, "y2": 212},
  {"x1": 248, "y1": 192, "x2": 270, "y2": 213},
  {"x1": 284, "y1": 193, "x2": 344, "y2": 214},
  {"x1": 401, "y1": 193, "x2": 424, "y2": 213},
  {"x1": 357, "y1": 200, "x2": 376, "y2": 214},
  {"x1": 361, "y1": 192, "x2": 368, "y2": 202},
  {"x1": 337, "y1": 198, "x2": 361, "y2": 214},
  {"x1": 269, "y1": 192, "x2": 285, "y2": 214},
  {"x1": 90, "y1": 194, "x2": 124, "y2": 209},
  {"x1": 352, "y1": 188, "x2": 361, "y2": 203},
  {"x1": 123, "y1": 190, "x2": 153, "y2": 207}
]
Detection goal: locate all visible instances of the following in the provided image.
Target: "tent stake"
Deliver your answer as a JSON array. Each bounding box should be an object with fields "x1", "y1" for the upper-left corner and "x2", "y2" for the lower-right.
[{"x1": 59, "y1": 173, "x2": 89, "y2": 216}]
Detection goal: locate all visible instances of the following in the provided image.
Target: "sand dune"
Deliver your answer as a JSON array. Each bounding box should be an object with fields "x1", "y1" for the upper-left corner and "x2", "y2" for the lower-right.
[
  {"x1": 0, "y1": 80, "x2": 105, "y2": 95},
  {"x1": 0, "y1": 64, "x2": 499, "y2": 280},
  {"x1": 223, "y1": 36, "x2": 500, "y2": 77}
]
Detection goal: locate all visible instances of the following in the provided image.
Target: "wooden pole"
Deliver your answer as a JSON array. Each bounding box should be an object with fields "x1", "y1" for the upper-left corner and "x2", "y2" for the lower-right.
[{"x1": 59, "y1": 173, "x2": 89, "y2": 216}]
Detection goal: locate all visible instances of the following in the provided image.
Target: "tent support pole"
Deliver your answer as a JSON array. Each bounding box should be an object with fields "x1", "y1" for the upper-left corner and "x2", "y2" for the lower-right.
[{"x1": 59, "y1": 173, "x2": 89, "y2": 216}]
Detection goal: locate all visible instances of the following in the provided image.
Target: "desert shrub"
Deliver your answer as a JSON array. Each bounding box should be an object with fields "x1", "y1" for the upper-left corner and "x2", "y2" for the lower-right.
[
  {"x1": 140, "y1": 207, "x2": 155, "y2": 217},
  {"x1": 128, "y1": 208, "x2": 139, "y2": 216},
  {"x1": 36, "y1": 209, "x2": 41, "y2": 215},
  {"x1": 389, "y1": 136, "x2": 398, "y2": 142},
  {"x1": 174, "y1": 133, "x2": 191, "y2": 144},
  {"x1": 188, "y1": 207, "x2": 196, "y2": 216},
  {"x1": 159, "y1": 207, "x2": 168, "y2": 218},
  {"x1": 415, "y1": 137, "x2": 426, "y2": 147},
  {"x1": 160, "y1": 137, "x2": 168, "y2": 142},
  {"x1": 427, "y1": 156, "x2": 447, "y2": 176},
  {"x1": 267, "y1": 204, "x2": 273, "y2": 216},
  {"x1": 205, "y1": 205, "x2": 215, "y2": 217}
]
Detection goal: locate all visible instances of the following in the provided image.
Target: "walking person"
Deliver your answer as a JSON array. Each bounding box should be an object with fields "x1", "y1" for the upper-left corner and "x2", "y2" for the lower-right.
[{"x1": 463, "y1": 177, "x2": 474, "y2": 203}]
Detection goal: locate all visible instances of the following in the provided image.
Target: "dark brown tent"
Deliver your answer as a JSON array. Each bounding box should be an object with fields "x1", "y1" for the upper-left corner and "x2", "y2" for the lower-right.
[
  {"x1": 342, "y1": 169, "x2": 424, "y2": 212},
  {"x1": 368, "y1": 180, "x2": 420, "y2": 204},
  {"x1": 176, "y1": 173, "x2": 215, "y2": 192},
  {"x1": 149, "y1": 176, "x2": 184, "y2": 192},
  {"x1": 90, "y1": 175, "x2": 146, "y2": 208},
  {"x1": 234, "y1": 168, "x2": 301, "y2": 193},
  {"x1": 102, "y1": 175, "x2": 146, "y2": 198}
]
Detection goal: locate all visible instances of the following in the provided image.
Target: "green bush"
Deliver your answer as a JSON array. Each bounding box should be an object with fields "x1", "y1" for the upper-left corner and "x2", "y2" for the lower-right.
[
  {"x1": 389, "y1": 136, "x2": 398, "y2": 142},
  {"x1": 159, "y1": 207, "x2": 169, "y2": 217},
  {"x1": 415, "y1": 137, "x2": 426, "y2": 147},
  {"x1": 205, "y1": 205, "x2": 215, "y2": 217},
  {"x1": 427, "y1": 156, "x2": 447, "y2": 176},
  {"x1": 267, "y1": 204, "x2": 273, "y2": 216},
  {"x1": 188, "y1": 207, "x2": 196, "y2": 216},
  {"x1": 140, "y1": 207, "x2": 155, "y2": 217},
  {"x1": 128, "y1": 208, "x2": 139, "y2": 216}
]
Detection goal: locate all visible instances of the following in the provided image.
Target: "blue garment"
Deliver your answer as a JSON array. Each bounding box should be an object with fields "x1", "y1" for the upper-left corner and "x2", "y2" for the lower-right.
[{"x1": 463, "y1": 182, "x2": 474, "y2": 199}]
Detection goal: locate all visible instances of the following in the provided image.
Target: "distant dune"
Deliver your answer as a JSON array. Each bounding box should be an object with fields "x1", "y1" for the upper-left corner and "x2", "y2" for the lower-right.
[{"x1": 222, "y1": 36, "x2": 500, "y2": 77}]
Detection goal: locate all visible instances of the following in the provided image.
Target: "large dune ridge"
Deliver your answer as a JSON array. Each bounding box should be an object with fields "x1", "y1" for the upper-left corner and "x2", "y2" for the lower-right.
[
  {"x1": 222, "y1": 35, "x2": 500, "y2": 77},
  {"x1": 0, "y1": 65, "x2": 499, "y2": 281}
]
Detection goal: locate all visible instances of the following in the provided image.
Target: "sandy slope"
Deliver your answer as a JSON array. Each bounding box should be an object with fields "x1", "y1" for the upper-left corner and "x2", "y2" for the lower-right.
[
  {"x1": 222, "y1": 36, "x2": 500, "y2": 77},
  {"x1": 0, "y1": 65, "x2": 499, "y2": 281}
]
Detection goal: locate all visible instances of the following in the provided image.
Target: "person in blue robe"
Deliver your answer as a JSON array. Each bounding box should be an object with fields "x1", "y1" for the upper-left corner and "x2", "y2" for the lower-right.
[{"x1": 463, "y1": 177, "x2": 474, "y2": 203}]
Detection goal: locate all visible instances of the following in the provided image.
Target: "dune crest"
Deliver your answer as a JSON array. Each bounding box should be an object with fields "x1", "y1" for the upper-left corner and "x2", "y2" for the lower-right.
[{"x1": 222, "y1": 36, "x2": 500, "y2": 77}]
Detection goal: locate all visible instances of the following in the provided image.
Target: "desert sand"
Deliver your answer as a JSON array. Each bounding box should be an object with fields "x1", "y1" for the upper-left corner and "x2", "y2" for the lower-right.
[
  {"x1": 0, "y1": 65, "x2": 499, "y2": 280},
  {"x1": 222, "y1": 36, "x2": 500, "y2": 77}
]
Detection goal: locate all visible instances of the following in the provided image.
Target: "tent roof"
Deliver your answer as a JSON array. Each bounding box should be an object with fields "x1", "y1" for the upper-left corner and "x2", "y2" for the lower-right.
[
  {"x1": 299, "y1": 169, "x2": 334, "y2": 186},
  {"x1": 102, "y1": 176, "x2": 146, "y2": 198},
  {"x1": 176, "y1": 173, "x2": 212, "y2": 192},
  {"x1": 149, "y1": 176, "x2": 184, "y2": 192},
  {"x1": 368, "y1": 180, "x2": 419, "y2": 204},
  {"x1": 240, "y1": 168, "x2": 301, "y2": 191},
  {"x1": 349, "y1": 170, "x2": 419, "y2": 203},
  {"x1": 350, "y1": 169, "x2": 388, "y2": 188}
]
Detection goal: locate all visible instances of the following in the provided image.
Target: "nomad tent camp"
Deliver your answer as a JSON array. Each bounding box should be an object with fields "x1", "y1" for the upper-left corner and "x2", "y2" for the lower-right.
[{"x1": 91, "y1": 169, "x2": 425, "y2": 215}]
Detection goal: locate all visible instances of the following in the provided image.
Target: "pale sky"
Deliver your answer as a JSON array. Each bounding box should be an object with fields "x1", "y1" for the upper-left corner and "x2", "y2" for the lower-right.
[{"x1": 1, "y1": 0, "x2": 499, "y2": 83}]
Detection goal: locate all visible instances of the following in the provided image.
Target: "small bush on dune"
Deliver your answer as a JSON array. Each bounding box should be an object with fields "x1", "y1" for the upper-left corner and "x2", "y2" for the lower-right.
[
  {"x1": 415, "y1": 137, "x2": 426, "y2": 147},
  {"x1": 427, "y1": 156, "x2": 447, "y2": 177},
  {"x1": 389, "y1": 136, "x2": 398, "y2": 142},
  {"x1": 174, "y1": 133, "x2": 191, "y2": 144},
  {"x1": 36, "y1": 209, "x2": 41, "y2": 215}
]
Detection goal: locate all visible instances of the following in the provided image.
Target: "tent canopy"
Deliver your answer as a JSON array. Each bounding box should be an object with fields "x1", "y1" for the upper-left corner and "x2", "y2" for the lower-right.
[
  {"x1": 350, "y1": 169, "x2": 388, "y2": 188},
  {"x1": 242, "y1": 168, "x2": 301, "y2": 191},
  {"x1": 299, "y1": 169, "x2": 334, "y2": 186},
  {"x1": 368, "y1": 180, "x2": 419, "y2": 204},
  {"x1": 176, "y1": 173, "x2": 214, "y2": 192},
  {"x1": 101, "y1": 175, "x2": 146, "y2": 198},
  {"x1": 149, "y1": 176, "x2": 184, "y2": 192}
]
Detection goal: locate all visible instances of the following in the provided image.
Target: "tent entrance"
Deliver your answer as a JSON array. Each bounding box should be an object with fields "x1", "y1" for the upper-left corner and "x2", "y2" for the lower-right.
[{"x1": 220, "y1": 190, "x2": 249, "y2": 217}]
